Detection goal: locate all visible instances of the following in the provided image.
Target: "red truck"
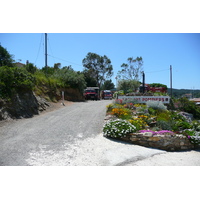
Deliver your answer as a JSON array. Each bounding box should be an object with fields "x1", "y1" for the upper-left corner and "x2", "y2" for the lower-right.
[
  {"x1": 84, "y1": 87, "x2": 100, "y2": 100},
  {"x1": 101, "y1": 90, "x2": 112, "y2": 100}
]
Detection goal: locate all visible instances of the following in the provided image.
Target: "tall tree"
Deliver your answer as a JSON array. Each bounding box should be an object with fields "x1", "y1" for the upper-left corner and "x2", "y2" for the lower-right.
[
  {"x1": 101, "y1": 79, "x2": 115, "y2": 90},
  {"x1": 83, "y1": 69, "x2": 98, "y2": 87},
  {"x1": 54, "y1": 63, "x2": 61, "y2": 70},
  {"x1": 0, "y1": 45, "x2": 14, "y2": 67},
  {"x1": 26, "y1": 63, "x2": 37, "y2": 74},
  {"x1": 117, "y1": 56, "x2": 143, "y2": 81},
  {"x1": 82, "y1": 52, "x2": 113, "y2": 88},
  {"x1": 117, "y1": 79, "x2": 140, "y2": 93}
]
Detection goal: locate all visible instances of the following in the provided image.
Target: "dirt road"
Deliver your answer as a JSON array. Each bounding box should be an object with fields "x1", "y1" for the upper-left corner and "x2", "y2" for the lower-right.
[{"x1": 0, "y1": 100, "x2": 111, "y2": 165}]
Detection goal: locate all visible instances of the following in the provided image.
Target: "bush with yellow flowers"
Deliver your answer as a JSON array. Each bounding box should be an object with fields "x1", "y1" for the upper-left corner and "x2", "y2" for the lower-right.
[
  {"x1": 129, "y1": 117, "x2": 148, "y2": 131},
  {"x1": 111, "y1": 107, "x2": 132, "y2": 119},
  {"x1": 106, "y1": 103, "x2": 114, "y2": 113}
]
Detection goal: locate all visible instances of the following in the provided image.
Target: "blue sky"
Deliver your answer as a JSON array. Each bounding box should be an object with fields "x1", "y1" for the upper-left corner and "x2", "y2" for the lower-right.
[{"x1": 0, "y1": 33, "x2": 199, "y2": 90}]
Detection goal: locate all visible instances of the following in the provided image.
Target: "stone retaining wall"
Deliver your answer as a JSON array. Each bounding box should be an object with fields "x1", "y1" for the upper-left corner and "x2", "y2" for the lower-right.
[{"x1": 119, "y1": 132, "x2": 194, "y2": 151}]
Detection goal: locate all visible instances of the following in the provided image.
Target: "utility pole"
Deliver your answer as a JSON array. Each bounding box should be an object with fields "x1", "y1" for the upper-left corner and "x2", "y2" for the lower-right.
[
  {"x1": 115, "y1": 76, "x2": 118, "y2": 89},
  {"x1": 45, "y1": 33, "x2": 47, "y2": 68},
  {"x1": 142, "y1": 71, "x2": 145, "y2": 94},
  {"x1": 170, "y1": 65, "x2": 172, "y2": 97}
]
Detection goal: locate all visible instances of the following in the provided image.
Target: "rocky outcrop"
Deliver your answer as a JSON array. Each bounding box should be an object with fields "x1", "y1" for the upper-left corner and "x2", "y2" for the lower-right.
[
  {"x1": 179, "y1": 111, "x2": 193, "y2": 122},
  {"x1": 0, "y1": 91, "x2": 50, "y2": 120}
]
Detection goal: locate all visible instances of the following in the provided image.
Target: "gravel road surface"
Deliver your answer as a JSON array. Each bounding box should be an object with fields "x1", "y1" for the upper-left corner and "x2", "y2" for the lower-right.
[
  {"x1": 0, "y1": 100, "x2": 110, "y2": 165},
  {"x1": 0, "y1": 100, "x2": 200, "y2": 166}
]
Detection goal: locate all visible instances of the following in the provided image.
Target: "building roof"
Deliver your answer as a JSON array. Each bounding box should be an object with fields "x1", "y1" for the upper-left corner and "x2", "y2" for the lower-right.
[
  {"x1": 190, "y1": 98, "x2": 200, "y2": 102},
  {"x1": 14, "y1": 62, "x2": 25, "y2": 68}
]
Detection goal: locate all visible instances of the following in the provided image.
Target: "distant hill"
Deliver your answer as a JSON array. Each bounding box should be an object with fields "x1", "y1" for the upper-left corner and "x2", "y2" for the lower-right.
[{"x1": 168, "y1": 88, "x2": 200, "y2": 98}]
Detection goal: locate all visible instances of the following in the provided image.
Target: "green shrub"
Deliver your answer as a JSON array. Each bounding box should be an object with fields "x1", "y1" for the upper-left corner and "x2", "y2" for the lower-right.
[
  {"x1": 148, "y1": 107, "x2": 156, "y2": 115},
  {"x1": 176, "y1": 97, "x2": 200, "y2": 119},
  {"x1": 34, "y1": 71, "x2": 49, "y2": 85},
  {"x1": 25, "y1": 63, "x2": 37, "y2": 74},
  {"x1": 157, "y1": 110, "x2": 171, "y2": 121},
  {"x1": 0, "y1": 66, "x2": 35, "y2": 99},
  {"x1": 185, "y1": 130, "x2": 200, "y2": 145},
  {"x1": 48, "y1": 77, "x2": 59, "y2": 89},
  {"x1": 170, "y1": 111, "x2": 186, "y2": 121},
  {"x1": 106, "y1": 103, "x2": 115, "y2": 112},
  {"x1": 149, "y1": 83, "x2": 167, "y2": 88},
  {"x1": 157, "y1": 120, "x2": 173, "y2": 131},
  {"x1": 0, "y1": 45, "x2": 14, "y2": 67},
  {"x1": 191, "y1": 121, "x2": 200, "y2": 131},
  {"x1": 146, "y1": 101, "x2": 167, "y2": 111},
  {"x1": 113, "y1": 90, "x2": 124, "y2": 98},
  {"x1": 13, "y1": 67, "x2": 35, "y2": 89},
  {"x1": 129, "y1": 117, "x2": 148, "y2": 131},
  {"x1": 103, "y1": 119, "x2": 136, "y2": 138},
  {"x1": 53, "y1": 68, "x2": 86, "y2": 92}
]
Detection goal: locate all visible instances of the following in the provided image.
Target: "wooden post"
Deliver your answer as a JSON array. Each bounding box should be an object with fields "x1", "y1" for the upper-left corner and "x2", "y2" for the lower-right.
[
  {"x1": 62, "y1": 91, "x2": 65, "y2": 106},
  {"x1": 170, "y1": 65, "x2": 172, "y2": 97},
  {"x1": 142, "y1": 71, "x2": 145, "y2": 94}
]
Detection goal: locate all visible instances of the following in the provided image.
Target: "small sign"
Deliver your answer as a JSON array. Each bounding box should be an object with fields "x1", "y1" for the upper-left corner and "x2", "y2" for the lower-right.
[
  {"x1": 62, "y1": 91, "x2": 65, "y2": 106},
  {"x1": 118, "y1": 96, "x2": 170, "y2": 104}
]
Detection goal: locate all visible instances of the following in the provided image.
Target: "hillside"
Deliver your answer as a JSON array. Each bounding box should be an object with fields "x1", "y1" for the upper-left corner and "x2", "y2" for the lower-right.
[
  {"x1": 168, "y1": 88, "x2": 200, "y2": 98},
  {"x1": 0, "y1": 65, "x2": 85, "y2": 120}
]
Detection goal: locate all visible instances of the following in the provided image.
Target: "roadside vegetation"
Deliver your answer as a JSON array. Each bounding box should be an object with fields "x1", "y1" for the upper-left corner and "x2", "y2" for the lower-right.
[
  {"x1": 0, "y1": 63, "x2": 87, "y2": 101},
  {"x1": 0, "y1": 66, "x2": 35, "y2": 99}
]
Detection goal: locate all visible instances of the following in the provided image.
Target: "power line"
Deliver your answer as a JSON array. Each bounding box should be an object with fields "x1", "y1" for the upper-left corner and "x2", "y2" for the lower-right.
[
  {"x1": 34, "y1": 33, "x2": 43, "y2": 65},
  {"x1": 47, "y1": 36, "x2": 56, "y2": 64},
  {"x1": 145, "y1": 68, "x2": 169, "y2": 73},
  {"x1": 44, "y1": 34, "x2": 82, "y2": 67},
  {"x1": 48, "y1": 54, "x2": 82, "y2": 66}
]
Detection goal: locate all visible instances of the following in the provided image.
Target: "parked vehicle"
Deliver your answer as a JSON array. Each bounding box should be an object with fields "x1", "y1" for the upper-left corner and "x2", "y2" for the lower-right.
[
  {"x1": 84, "y1": 87, "x2": 100, "y2": 100},
  {"x1": 101, "y1": 90, "x2": 112, "y2": 100}
]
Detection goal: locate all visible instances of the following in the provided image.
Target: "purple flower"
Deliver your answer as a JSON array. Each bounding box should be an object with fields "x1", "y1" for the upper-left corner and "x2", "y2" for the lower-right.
[{"x1": 157, "y1": 130, "x2": 174, "y2": 135}]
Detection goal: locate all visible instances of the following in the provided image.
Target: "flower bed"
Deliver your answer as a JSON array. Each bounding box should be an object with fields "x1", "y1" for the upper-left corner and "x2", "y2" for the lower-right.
[{"x1": 104, "y1": 99, "x2": 200, "y2": 151}]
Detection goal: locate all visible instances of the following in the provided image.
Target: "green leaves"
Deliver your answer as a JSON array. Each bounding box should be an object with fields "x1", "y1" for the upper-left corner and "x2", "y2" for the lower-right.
[
  {"x1": 149, "y1": 83, "x2": 167, "y2": 88},
  {"x1": 117, "y1": 79, "x2": 140, "y2": 93},
  {"x1": 101, "y1": 79, "x2": 115, "y2": 90},
  {"x1": 53, "y1": 67, "x2": 86, "y2": 91},
  {"x1": 176, "y1": 97, "x2": 200, "y2": 119},
  {"x1": 82, "y1": 52, "x2": 113, "y2": 88},
  {"x1": 117, "y1": 56, "x2": 143, "y2": 81},
  {"x1": 0, "y1": 45, "x2": 14, "y2": 67},
  {"x1": 0, "y1": 66, "x2": 35, "y2": 98}
]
